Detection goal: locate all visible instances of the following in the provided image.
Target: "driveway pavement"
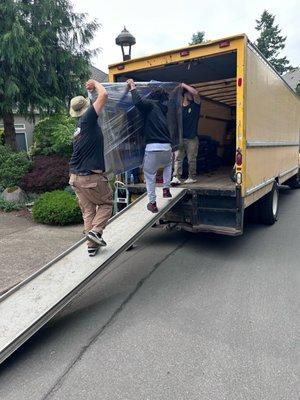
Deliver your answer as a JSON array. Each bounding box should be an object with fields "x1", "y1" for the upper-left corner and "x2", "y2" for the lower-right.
[
  {"x1": 0, "y1": 212, "x2": 83, "y2": 294},
  {"x1": 0, "y1": 188, "x2": 299, "y2": 400}
]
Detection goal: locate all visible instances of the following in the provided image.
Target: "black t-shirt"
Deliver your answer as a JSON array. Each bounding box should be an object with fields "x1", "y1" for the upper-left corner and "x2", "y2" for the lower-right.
[
  {"x1": 131, "y1": 89, "x2": 172, "y2": 145},
  {"x1": 69, "y1": 106, "x2": 105, "y2": 174},
  {"x1": 182, "y1": 101, "x2": 201, "y2": 139}
]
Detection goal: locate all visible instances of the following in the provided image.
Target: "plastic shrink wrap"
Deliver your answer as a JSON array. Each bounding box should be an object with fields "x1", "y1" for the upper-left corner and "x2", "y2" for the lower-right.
[{"x1": 88, "y1": 82, "x2": 182, "y2": 175}]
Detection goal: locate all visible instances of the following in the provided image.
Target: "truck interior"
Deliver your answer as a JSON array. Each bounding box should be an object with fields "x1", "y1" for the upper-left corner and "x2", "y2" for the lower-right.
[{"x1": 116, "y1": 51, "x2": 237, "y2": 192}]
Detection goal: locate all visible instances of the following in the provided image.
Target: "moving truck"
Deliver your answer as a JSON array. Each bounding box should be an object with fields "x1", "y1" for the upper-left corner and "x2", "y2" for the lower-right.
[{"x1": 108, "y1": 34, "x2": 300, "y2": 235}]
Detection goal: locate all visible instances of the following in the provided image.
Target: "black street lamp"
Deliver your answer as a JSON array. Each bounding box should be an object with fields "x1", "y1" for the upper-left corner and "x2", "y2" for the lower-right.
[{"x1": 115, "y1": 27, "x2": 136, "y2": 61}]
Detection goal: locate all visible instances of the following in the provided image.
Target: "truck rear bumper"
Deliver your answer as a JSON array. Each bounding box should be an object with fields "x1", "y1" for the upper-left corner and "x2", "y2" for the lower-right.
[{"x1": 161, "y1": 188, "x2": 243, "y2": 236}]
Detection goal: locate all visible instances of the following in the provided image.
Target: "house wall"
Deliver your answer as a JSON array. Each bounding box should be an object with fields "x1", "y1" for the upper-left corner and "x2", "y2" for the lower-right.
[{"x1": 0, "y1": 115, "x2": 40, "y2": 151}]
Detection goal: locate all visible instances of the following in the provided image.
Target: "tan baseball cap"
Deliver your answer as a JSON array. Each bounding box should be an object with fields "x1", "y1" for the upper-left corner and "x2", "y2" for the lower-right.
[{"x1": 69, "y1": 96, "x2": 90, "y2": 117}]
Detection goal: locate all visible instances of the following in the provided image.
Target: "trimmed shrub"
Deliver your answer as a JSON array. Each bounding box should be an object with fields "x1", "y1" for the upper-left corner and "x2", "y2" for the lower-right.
[
  {"x1": 0, "y1": 128, "x2": 4, "y2": 145},
  {"x1": 0, "y1": 145, "x2": 32, "y2": 188},
  {"x1": 31, "y1": 115, "x2": 76, "y2": 157},
  {"x1": 21, "y1": 155, "x2": 69, "y2": 193},
  {"x1": 32, "y1": 190, "x2": 82, "y2": 225}
]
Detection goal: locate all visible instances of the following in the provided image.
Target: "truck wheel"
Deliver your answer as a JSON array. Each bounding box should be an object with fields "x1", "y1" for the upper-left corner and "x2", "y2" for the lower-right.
[
  {"x1": 258, "y1": 183, "x2": 279, "y2": 225},
  {"x1": 287, "y1": 171, "x2": 300, "y2": 189}
]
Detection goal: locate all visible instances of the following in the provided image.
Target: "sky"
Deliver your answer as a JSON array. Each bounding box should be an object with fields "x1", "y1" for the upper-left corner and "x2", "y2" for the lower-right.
[{"x1": 72, "y1": 0, "x2": 300, "y2": 73}]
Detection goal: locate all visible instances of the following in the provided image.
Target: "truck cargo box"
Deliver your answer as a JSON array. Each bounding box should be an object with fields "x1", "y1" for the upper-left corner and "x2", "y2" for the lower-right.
[{"x1": 108, "y1": 34, "x2": 300, "y2": 235}]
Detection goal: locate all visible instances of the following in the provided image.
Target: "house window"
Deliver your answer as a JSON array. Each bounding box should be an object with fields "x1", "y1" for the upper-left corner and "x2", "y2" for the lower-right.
[
  {"x1": 16, "y1": 132, "x2": 28, "y2": 151},
  {"x1": 0, "y1": 123, "x2": 28, "y2": 151},
  {"x1": 14, "y1": 124, "x2": 26, "y2": 130}
]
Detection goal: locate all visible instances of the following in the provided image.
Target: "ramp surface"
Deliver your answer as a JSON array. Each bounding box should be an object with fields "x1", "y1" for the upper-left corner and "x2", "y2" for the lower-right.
[{"x1": 0, "y1": 188, "x2": 186, "y2": 364}]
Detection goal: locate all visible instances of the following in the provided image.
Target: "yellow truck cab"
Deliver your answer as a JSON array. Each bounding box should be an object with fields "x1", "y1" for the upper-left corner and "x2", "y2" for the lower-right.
[{"x1": 108, "y1": 34, "x2": 300, "y2": 235}]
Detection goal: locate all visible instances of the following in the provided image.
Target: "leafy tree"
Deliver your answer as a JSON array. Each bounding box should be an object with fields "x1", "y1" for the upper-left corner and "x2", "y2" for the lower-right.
[
  {"x1": 190, "y1": 31, "x2": 205, "y2": 45},
  {"x1": 255, "y1": 10, "x2": 293, "y2": 75},
  {"x1": 0, "y1": 0, "x2": 99, "y2": 151}
]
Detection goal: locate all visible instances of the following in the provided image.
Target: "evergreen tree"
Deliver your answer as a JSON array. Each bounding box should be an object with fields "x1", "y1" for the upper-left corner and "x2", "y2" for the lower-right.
[
  {"x1": 189, "y1": 31, "x2": 205, "y2": 45},
  {"x1": 255, "y1": 10, "x2": 293, "y2": 75},
  {"x1": 0, "y1": 0, "x2": 99, "y2": 150}
]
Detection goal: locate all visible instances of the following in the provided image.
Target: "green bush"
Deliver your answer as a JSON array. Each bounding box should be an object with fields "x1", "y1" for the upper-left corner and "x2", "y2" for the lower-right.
[
  {"x1": 0, "y1": 145, "x2": 32, "y2": 188},
  {"x1": 0, "y1": 198, "x2": 25, "y2": 212},
  {"x1": 32, "y1": 190, "x2": 82, "y2": 225},
  {"x1": 0, "y1": 128, "x2": 4, "y2": 145},
  {"x1": 31, "y1": 115, "x2": 76, "y2": 157}
]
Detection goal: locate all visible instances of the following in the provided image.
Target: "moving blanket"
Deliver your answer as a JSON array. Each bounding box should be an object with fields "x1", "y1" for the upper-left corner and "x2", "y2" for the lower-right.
[{"x1": 89, "y1": 82, "x2": 182, "y2": 175}]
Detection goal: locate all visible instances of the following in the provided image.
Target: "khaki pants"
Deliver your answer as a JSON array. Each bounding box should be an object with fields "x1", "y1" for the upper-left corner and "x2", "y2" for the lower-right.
[
  {"x1": 69, "y1": 173, "x2": 113, "y2": 247},
  {"x1": 173, "y1": 137, "x2": 199, "y2": 179}
]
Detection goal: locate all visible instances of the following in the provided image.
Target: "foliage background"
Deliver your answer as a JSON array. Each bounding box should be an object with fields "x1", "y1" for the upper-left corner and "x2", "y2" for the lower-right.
[
  {"x1": 0, "y1": 0, "x2": 99, "y2": 149},
  {"x1": 31, "y1": 115, "x2": 76, "y2": 157},
  {"x1": 21, "y1": 155, "x2": 69, "y2": 193},
  {"x1": 0, "y1": 145, "x2": 31, "y2": 188}
]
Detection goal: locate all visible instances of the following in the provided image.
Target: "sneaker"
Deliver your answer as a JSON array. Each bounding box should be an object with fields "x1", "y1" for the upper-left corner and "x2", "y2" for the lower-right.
[
  {"x1": 147, "y1": 202, "x2": 158, "y2": 213},
  {"x1": 87, "y1": 246, "x2": 99, "y2": 257},
  {"x1": 171, "y1": 176, "x2": 181, "y2": 186},
  {"x1": 87, "y1": 231, "x2": 107, "y2": 246},
  {"x1": 163, "y1": 188, "x2": 172, "y2": 198},
  {"x1": 184, "y1": 178, "x2": 197, "y2": 184}
]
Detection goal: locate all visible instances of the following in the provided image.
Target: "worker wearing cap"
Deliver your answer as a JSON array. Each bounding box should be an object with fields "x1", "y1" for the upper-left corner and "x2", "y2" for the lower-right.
[{"x1": 69, "y1": 80, "x2": 113, "y2": 257}]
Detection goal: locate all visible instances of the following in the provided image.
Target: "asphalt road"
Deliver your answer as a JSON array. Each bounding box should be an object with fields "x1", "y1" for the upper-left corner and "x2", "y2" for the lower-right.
[{"x1": 0, "y1": 187, "x2": 299, "y2": 400}]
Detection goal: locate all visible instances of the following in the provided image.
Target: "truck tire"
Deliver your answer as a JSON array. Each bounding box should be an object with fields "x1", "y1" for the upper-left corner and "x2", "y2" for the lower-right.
[
  {"x1": 258, "y1": 183, "x2": 279, "y2": 225},
  {"x1": 287, "y1": 171, "x2": 300, "y2": 189}
]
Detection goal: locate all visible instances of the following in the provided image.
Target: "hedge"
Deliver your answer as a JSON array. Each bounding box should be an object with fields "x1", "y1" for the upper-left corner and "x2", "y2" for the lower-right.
[
  {"x1": 0, "y1": 145, "x2": 31, "y2": 188},
  {"x1": 32, "y1": 190, "x2": 82, "y2": 225}
]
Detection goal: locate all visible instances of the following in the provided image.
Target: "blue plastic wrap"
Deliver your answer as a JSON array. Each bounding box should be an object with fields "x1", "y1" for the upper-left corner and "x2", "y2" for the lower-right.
[{"x1": 88, "y1": 82, "x2": 182, "y2": 174}]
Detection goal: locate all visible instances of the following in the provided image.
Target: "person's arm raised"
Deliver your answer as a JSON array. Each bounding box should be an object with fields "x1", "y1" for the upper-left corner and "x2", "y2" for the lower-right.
[
  {"x1": 127, "y1": 79, "x2": 153, "y2": 113},
  {"x1": 86, "y1": 79, "x2": 108, "y2": 115},
  {"x1": 181, "y1": 82, "x2": 201, "y2": 104}
]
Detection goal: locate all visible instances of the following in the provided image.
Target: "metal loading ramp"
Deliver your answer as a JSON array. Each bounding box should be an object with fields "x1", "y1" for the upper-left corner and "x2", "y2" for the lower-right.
[{"x1": 0, "y1": 187, "x2": 186, "y2": 364}]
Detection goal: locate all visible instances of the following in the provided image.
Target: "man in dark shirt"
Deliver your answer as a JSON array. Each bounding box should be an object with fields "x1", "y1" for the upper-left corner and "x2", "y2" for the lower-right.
[
  {"x1": 172, "y1": 83, "x2": 201, "y2": 185},
  {"x1": 127, "y1": 79, "x2": 172, "y2": 213},
  {"x1": 69, "y1": 79, "x2": 113, "y2": 257}
]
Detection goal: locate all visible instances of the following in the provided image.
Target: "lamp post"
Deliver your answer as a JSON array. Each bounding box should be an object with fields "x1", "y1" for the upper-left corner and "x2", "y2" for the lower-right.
[{"x1": 115, "y1": 26, "x2": 136, "y2": 61}]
